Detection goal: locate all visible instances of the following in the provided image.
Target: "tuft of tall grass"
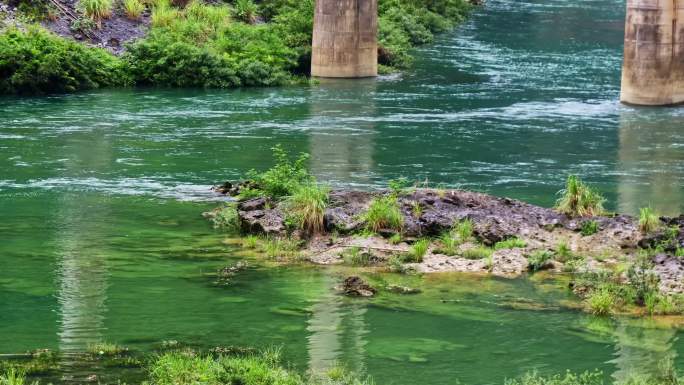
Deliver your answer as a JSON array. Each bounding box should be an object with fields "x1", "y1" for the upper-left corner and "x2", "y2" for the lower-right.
[
  {"x1": 284, "y1": 183, "x2": 329, "y2": 234},
  {"x1": 342, "y1": 247, "x2": 371, "y2": 266},
  {"x1": 555, "y1": 175, "x2": 605, "y2": 217},
  {"x1": 362, "y1": 195, "x2": 403, "y2": 233},
  {"x1": 185, "y1": 1, "x2": 231, "y2": 29},
  {"x1": 263, "y1": 237, "x2": 301, "y2": 260},
  {"x1": 123, "y1": 0, "x2": 145, "y2": 19},
  {"x1": 242, "y1": 235, "x2": 259, "y2": 249},
  {"x1": 151, "y1": 2, "x2": 180, "y2": 27},
  {"x1": 494, "y1": 237, "x2": 526, "y2": 250},
  {"x1": 79, "y1": 0, "x2": 113, "y2": 23},
  {"x1": 639, "y1": 207, "x2": 660, "y2": 233},
  {"x1": 408, "y1": 239, "x2": 430, "y2": 262},
  {"x1": 580, "y1": 220, "x2": 599, "y2": 236},
  {"x1": 436, "y1": 231, "x2": 458, "y2": 256},
  {"x1": 462, "y1": 245, "x2": 493, "y2": 260},
  {"x1": 587, "y1": 289, "x2": 615, "y2": 316},
  {"x1": 554, "y1": 241, "x2": 573, "y2": 262},
  {"x1": 528, "y1": 250, "x2": 553, "y2": 271},
  {"x1": 0, "y1": 368, "x2": 37, "y2": 385},
  {"x1": 454, "y1": 218, "x2": 474, "y2": 242}
]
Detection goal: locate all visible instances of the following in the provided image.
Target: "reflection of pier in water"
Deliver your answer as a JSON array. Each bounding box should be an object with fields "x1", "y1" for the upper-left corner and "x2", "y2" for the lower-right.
[
  {"x1": 306, "y1": 79, "x2": 375, "y2": 375},
  {"x1": 617, "y1": 110, "x2": 684, "y2": 216},
  {"x1": 54, "y1": 119, "x2": 113, "y2": 359},
  {"x1": 308, "y1": 78, "x2": 377, "y2": 186}
]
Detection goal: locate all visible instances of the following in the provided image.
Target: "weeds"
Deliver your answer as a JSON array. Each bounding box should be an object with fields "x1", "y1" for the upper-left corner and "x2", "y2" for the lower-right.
[
  {"x1": 242, "y1": 235, "x2": 259, "y2": 249},
  {"x1": 362, "y1": 195, "x2": 403, "y2": 233},
  {"x1": 411, "y1": 201, "x2": 423, "y2": 218},
  {"x1": 408, "y1": 239, "x2": 430, "y2": 262},
  {"x1": 78, "y1": 0, "x2": 113, "y2": 24},
  {"x1": 210, "y1": 204, "x2": 240, "y2": 232},
  {"x1": 0, "y1": 368, "x2": 37, "y2": 385},
  {"x1": 555, "y1": 241, "x2": 573, "y2": 262},
  {"x1": 528, "y1": 250, "x2": 553, "y2": 271},
  {"x1": 639, "y1": 207, "x2": 660, "y2": 233},
  {"x1": 462, "y1": 245, "x2": 493, "y2": 260},
  {"x1": 435, "y1": 231, "x2": 459, "y2": 256},
  {"x1": 389, "y1": 233, "x2": 402, "y2": 245},
  {"x1": 494, "y1": 237, "x2": 526, "y2": 250},
  {"x1": 454, "y1": 218, "x2": 474, "y2": 242},
  {"x1": 246, "y1": 145, "x2": 312, "y2": 199},
  {"x1": 233, "y1": 0, "x2": 257, "y2": 23},
  {"x1": 283, "y1": 183, "x2": 329, "y2": 234},
  {"x1": 263, "y1": 237, "x2": 301, "y2": 260},
  {"x1": 123, "y1": 0, "x2": 145, "y2": 19},
  {"x1": 580, "y1": 220, "x2": 599, "y2": 236},
  {"x1": 388, "y1": 177, "x2": 411, "y2": 196},
  {"x1": 342, "y1": 247, "x2": 371, "y2": 266},
  {"x1": 555, "y1": 175, "x2": 605, "y2": 217}
]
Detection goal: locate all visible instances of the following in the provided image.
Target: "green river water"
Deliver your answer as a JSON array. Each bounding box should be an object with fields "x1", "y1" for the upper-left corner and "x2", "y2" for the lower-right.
[{"x1": 2, "y1": 0, "x2": 684, "y2": 384}]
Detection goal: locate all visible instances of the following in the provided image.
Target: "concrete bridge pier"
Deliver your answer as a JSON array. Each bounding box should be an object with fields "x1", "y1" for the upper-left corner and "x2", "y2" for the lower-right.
[
  {"x1": 311, "y1": 0, "x2": 378, "y2": 78},
  {"x1": 620, "y1": 0, "x2": 684, "y2": 106}
]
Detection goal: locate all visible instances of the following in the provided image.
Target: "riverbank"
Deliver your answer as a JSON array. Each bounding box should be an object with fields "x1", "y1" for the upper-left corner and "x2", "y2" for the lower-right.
[
  {"x1": 0, "y1": 0, "x2": 476, "y2": 95},
  {"x1": 206, "y1": 147, "x2": 684, "y2": 317},
  {"x1": 2, "y1": 343, "x2": 683, "y2": 385}
]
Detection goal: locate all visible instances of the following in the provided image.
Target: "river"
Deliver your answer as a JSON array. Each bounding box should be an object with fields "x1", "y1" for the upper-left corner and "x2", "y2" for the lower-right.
[{"x1": 2, "y1": 0, "x2": 684, "y2": 384}]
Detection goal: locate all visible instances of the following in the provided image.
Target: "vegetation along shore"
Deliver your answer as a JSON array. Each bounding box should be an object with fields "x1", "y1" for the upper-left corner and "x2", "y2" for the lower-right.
[
  {"x1": 0, "y1": 0, "x2": 476, "y2": 95},
  {"x1": 205, "y1": 146, "x2": 684, "y2": 318}
]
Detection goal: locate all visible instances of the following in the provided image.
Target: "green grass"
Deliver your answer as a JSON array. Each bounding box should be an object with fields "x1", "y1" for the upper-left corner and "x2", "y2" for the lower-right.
[
  {"x1": 79, "y1": 0, "x2": 113, "y2": 22},
  {"x1": 263, "y1": 237, "x2": 301, "y2": 260},
  {"x1": 0, "y1": 368, "x2": 37, "y2": 385},
  {"x1": 580, "y1": 220, "x2": 599, "y2": 236},
  {"x1": 362, "y1": 195, "x2": 404, "y2": 233},
  {"x1": 242, "y1": 235, "x2": 259, "y2": 249},
  {"x1": 527, "y1": 250, "x2": 553, "y2": 272},
  {"x1": 284, "y1": 183, "x2": 329, "y2": 234},
  {"x1": 555, "y1": 175, "x2": 605, "y2": 217},
  {"x1": 554, "y1": 241, "x2": 573, "y2": 262},
  {"x1": 388, "y1": 233, "x2": 402, "y2": 245},
  {"x1": 407, "y1": 239, "x2": 430, "y2": 262},
  {"x1": 462, "y1": 245, "x2": 493, "y2": 260},
  {"x1": 150, "y1": 1, "x2": 180, "y2": 27},
  {"x1": 639, "y1": 207, "x2": 660, "y2": 233},
  {"x1": 87, "y1": 342, "x2": 127, "y2": 357},
  {"x1": 234, "y1": 0, "x2": 258, "y2": 23},
  {"x1": 494, "y1": 237, "x2": 526, "y2": 250},
  {"x1": 411, "y1": 201, "x2": 423, "y2": 218},
  {"x1": 454, "y1": 218, "x2": 474, "y2": 242},
  {"x1": 587, "y1": 289, "x2": 615, "y2": 316},
  {"x1": 435, "y1": 231, "x2": 459, "y2": 256},
  {"x1": 123, "y1": 0, "x2": 145, "y2": 19}
]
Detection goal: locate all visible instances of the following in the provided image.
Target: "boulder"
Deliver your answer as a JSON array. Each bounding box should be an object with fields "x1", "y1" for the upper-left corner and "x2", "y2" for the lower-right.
[{"x1": 340, "y1": 276, "x2": 376, "y2": 297}]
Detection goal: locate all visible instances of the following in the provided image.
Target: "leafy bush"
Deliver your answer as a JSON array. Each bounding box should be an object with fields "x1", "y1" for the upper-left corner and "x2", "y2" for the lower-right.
[
  {"x1": 245, "y1": 145, "x2": 312, "y2": 199},
  {"x1": 234, "y1": 0, "x2": 258, "y2": 23},
  {"x1": 639, "y1": 207, "x2": 660, "y2": 233},
  {"x1": 125, "y1": 3, "x2": 298, "y2": 88},
  {"x1": 555, "y1": 175, "x2": 606, "y2": 217},
  {"x1": 587, "y1": 289, "x2": 615, "y2": 316},
  {"x1": 362, "y1": 196, "x2": 404, "y2": 233},
  {"x1": 0, "y1": 27, "x2": 128, "y2": 95}
]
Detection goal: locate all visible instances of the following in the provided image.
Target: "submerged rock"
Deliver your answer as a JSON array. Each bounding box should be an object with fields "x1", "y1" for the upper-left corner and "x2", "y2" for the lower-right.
[
  {"x1": 339, "y1": 276, "x2": 376, "y2": 297},
  {"x1": 386, "y1": 285, "x2": 421, "y2": 294}
]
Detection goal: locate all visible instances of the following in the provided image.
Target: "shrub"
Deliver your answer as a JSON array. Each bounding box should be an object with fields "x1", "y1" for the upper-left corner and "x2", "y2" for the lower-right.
[
  {"x1": 462, "y1": 245, "x2": 493, "y2": 260},
  {"x1": 555, "y1": 175, "x2": 605, "y2": 217},
  {"x1": 234, "y1": 0, "x2": 258, "y2": 23},
  {"x1": 78, "y1": 0, "x2": 113, "y2": 23},
  {"x1": 587, "y1": 289, "x2": 615, "y2": 316},
  {"x1": 284, "y1": 183, "x2": 329, "y2": 234},
  {"x1": 408, "y1": 239, "x2": 430, "y2": 262},
  {"x1": 494, "y1": 237, "x2": 526, "y2": 250},
  {"x1": 239, "y1": 145, "x2": 312, "y2": 199},
  {"x1": 580, "y1": 220, "x2": 599, "y2": 236},
  {"x1": 123, "y1": 0, "x2": 145, "y2": 19},
  {"x1": 362, "y1": 196, "x2": 404, "y2": 233},
  {"x1": 528, "y1": 250, "x2": 553, "y2": 271},
  {"x1": 639, "y1": 207, "x2": 660, "y2": 233},
  {"x1": 0, "y1": 27, "x2": 128, "y2": 95}
]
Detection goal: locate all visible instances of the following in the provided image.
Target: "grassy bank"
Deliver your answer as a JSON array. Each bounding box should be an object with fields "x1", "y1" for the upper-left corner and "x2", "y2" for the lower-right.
[
  {"x1": 0, "y1": 0, "x2": 473, "y2": 94},
  {"x1": 2, "y1": 346, "x2": 684, "y2": 385}
]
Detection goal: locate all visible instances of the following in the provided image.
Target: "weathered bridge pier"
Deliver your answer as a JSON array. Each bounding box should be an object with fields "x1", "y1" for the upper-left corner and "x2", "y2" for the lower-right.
[
  {"x1": 621, "y1": 0, "x2": 684, "y2": 105},
  {"x1": 311, "y1": 0, "x2": 378, "y2": 78}
]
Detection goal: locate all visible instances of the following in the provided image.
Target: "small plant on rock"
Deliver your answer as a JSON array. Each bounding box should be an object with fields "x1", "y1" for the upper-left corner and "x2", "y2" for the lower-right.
[
  {"x1": 527, "y1": 250, "x2": 553, "y2": 272},
  {"x1": 246, "y1": 145, "x2": 313, "y2": 199},
  {"x1": 554, "y1": 240, "x2": 573, "y2": 262},
  {"x1": 639, "y1": 207, "x2": 660, "y2": 233},
  {"x1": 580, "y1": 220, "x2": 599, "y2": 236},
  {"x1": 494, "y1": 237, "x2": 526, "y2": 250},
  {"x1": 587, "y1": 289, "x2": 615, "y2": 316},
  {"x1": 362, "y1": 195, "x2": 403, "y2": 233},
  {"x1": 462, "y1": 245, "x2": 493, "y2": 260},
  {"x1": 284, "y1": 183, "x2": 329, "y2": 234},
  {"x1": 408, "y1": 239, "x2": 430, "y2": 262},
  {"x1": 555, "y1": 175, "x2": 605, "y2": 217},
  {"x1": 435, "y1": 231, "x2": 458, "y2": 256},
  {"x1": 454, "y1": 218, "x2": 474, "y2": 243}
]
